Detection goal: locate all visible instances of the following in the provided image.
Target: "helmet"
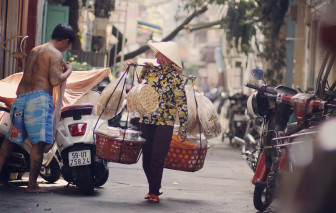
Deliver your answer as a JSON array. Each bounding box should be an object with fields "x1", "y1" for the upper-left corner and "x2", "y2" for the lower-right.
[
  {"x1": 247, "y1": 92, "x2": 271, "y2": 118},
  {"x1": 247, "y1": 92, "x2": 259, "y2": 118}
]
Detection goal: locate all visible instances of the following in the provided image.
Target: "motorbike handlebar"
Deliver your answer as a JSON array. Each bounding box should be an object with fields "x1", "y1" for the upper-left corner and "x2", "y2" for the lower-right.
[
  {"x1": 244, "y1": 83, "x2": 277, "y2": 95},
  {"x1": 326, "y1": 103, "x2": 336, "y2": 109},
  {"x1": 244, "y1": 83, "x2": 260, "y2": 91}
]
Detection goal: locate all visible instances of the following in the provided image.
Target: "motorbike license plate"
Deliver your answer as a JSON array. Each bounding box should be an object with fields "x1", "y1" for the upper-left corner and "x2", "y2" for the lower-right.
[
  {"x1": 68, "y1": 150, "x2": 91, "y2": 167},
  {"x1": 233, "y1": 114, "x2": 246, "y2": 121}
]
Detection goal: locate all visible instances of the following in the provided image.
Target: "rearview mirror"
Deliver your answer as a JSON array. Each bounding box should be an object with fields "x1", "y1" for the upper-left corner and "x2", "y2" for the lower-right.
[
  {"x1": 220, "y1": 92, "x2": 227, "y2": 98},
  {"x1": 251, "y1": 69, "x2": 264, "y2": 80}
]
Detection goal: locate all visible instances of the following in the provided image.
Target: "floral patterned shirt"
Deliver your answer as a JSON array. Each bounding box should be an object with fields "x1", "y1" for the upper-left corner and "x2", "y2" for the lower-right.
[{"x1": 139, "y1": 65, "x2": 188, "y2": 134}]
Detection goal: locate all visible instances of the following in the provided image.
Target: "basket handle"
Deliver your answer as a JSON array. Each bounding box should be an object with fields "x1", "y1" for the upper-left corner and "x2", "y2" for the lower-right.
[{"x1": 118, "y1": 64, "x2": 139, "y2": 162}]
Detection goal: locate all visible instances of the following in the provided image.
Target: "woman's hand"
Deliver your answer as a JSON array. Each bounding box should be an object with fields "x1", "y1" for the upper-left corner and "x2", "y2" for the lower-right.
[
  {"x1": 141, "y1": 62, "x2": 154, "y2": 75},
  {"x1": 179, "y1": 133, "x2": 187, "y2": 142}
]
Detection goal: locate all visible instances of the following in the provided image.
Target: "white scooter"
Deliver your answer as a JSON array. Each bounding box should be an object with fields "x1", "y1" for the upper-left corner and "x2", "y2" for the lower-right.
[
  {"x1": 55, "y1": 87, "x2": 109, "y2": 195},
  {"x1": 0, "y1": 103, "x2": 61, "y2": 183}
]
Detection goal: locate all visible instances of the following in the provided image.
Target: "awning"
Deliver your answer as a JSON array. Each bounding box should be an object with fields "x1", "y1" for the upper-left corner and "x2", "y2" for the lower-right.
[
  {"x1": 137, "y1": 20, "x2": 162, "y2": 30},
  {"x1": 137, "y1": 20, "x2": 162, "y2": 33}
]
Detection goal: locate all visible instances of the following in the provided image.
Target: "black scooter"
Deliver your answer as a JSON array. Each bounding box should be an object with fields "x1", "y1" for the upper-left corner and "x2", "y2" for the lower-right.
[
  {"x1": 0, "y1": 105, "x2": 61, "y2": 184},
  {"x1": 225, "y1": 93, "x2": 249, "y2": 144}
]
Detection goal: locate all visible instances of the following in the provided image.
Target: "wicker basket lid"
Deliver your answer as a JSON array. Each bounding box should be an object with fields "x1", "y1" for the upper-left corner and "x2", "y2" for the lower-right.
[{"x1": 127, "y1": 84, "x2": 159, "y2": 115}]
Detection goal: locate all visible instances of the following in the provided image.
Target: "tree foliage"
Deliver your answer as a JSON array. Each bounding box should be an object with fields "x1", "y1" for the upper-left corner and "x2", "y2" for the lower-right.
[
  {"x1": 257, "y1": 0, "x2": 289, "y2": 85},
  {"x1": 183, "y1": 0, "x2": 289, "y2": 85},
  {"x1": 223, "y1": 1, "x2": 257, "y2": 55}
]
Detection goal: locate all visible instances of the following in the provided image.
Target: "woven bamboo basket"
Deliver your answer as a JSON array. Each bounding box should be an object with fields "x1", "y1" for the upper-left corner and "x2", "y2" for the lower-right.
[
  {"x1": 164, "y1": 145, "x2": 208, "y2": 172},
  {"x1": 96, "y1": 133, "x2": 145, "y2": 164}
]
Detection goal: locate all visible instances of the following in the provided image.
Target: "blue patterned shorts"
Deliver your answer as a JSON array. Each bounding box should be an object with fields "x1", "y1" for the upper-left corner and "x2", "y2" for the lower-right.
[{"x1": 6, "y1": 90, "x2": 53, "y2": 145}]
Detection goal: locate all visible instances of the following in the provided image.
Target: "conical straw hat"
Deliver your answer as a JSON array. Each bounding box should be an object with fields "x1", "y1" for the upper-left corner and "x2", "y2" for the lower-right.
[{"x1": 148, "y1": 41, "x2": 183, "y2": 72}]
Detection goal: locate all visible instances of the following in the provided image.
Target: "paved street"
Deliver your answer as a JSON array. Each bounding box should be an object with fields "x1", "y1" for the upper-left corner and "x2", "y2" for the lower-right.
[{"x1": 0, "y1": 137, "x2": 270, "y2": 213}]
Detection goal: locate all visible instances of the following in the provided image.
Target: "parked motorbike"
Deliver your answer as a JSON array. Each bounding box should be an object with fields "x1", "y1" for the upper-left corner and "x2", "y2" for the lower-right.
[
  {"x1": 55, "y1": 85, "x2": 109, "y2": 195},
  {"x1": 204, "y1": 87, "x2": 221, "y2": 103},
  {"x1": 225, "y1": 93, "x2": 249, "y2": 144},
  {"x1": 245, "y1": 69, "x2": 300, "y2": 211},
  {"x1": 234, "y1": 112, "x2": 263, "y2": 172},
  {"x1": 0, "y1": 103, "x2": 61, "y2": 183},
  {"x1": 107, "y1": 101, "x2": 140, "y2": 131},
  {"x1": 216, "y1": 91, "x2": 228, "y2": 115},
  {"x1": 245, "y1": 62, "x2": 336, "y2": 211}
]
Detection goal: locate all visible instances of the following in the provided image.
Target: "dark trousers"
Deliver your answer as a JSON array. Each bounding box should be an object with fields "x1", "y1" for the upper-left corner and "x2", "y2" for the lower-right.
[{"x1": 140, "y1": 123, "x2": 173, "y2": 195}]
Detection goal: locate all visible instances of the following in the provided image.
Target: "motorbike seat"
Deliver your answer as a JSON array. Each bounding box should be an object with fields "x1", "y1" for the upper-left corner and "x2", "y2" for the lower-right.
[
  {"x1": 61, "y1": 105, "x2": 94, "y2": 119},
  {"x1": 62, "y1": 104, "x2": 94, "y2": 111},
  {"x1": 0, "y1": 101, "x2": 10, "y2": 112}
]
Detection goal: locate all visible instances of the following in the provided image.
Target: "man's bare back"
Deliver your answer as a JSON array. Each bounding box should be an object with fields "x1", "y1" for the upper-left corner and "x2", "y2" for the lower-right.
[{"x1": 17, "y1": 42, "x2": 72, "y2": 95}]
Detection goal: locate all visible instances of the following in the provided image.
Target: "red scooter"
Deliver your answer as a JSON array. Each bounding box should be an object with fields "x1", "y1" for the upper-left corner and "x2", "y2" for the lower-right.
[{"x1": 245, "y1": 55, "x2": 336, "y2": 211}]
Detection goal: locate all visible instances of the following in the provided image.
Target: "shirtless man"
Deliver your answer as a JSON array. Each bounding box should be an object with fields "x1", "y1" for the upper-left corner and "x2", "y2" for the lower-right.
[{"x1": 0, "y1": 23, "x2": 75, "y2": 192}]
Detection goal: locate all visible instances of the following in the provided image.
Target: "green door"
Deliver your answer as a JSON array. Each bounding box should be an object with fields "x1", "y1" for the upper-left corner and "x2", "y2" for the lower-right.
[{"x1": 42, "y1": 2, "x2": 69, "y2": 59}]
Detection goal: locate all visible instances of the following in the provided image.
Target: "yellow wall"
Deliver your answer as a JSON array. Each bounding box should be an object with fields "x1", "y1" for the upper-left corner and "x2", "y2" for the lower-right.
[{"x1": 293, "y1": 0, "x2": 307, "y2": 90}]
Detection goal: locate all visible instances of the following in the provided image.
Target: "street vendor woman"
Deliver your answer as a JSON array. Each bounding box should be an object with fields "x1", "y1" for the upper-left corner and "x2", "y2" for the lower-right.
[{"x1": 139, "y1": 41, "x2": 188, "y2": 203}]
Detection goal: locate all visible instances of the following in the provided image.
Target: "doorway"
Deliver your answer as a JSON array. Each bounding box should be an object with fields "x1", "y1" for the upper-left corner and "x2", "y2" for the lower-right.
[{"x1": 0, "y1": 0, "x2": 28, "y2": 79}]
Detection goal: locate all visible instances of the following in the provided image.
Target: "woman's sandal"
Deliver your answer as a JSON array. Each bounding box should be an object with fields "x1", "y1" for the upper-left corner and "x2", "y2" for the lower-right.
[
  {"x1": 148, "y1": 194, "x2": 160, "y2": 203},
  {"x1": 144, "y1": 193, "x2": 151, "y2": 199},
  {"x1": 144, "y1": 192, "x2": 163, "y2": 199}
]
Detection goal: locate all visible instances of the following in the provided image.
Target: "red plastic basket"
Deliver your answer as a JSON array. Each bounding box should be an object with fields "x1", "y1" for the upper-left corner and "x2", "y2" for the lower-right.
[
  {"x1": 95, "y1": 133, "x2": 145, "y2": 164},
  {"x1": 164, "y1": 146, "x2": 208, "y2": 172}
]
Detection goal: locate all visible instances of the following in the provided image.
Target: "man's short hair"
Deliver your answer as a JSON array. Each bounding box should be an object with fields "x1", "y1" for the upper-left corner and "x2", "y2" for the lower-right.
[{"x1": 51, "y1": 23, "x2": 76, "y2": 44}]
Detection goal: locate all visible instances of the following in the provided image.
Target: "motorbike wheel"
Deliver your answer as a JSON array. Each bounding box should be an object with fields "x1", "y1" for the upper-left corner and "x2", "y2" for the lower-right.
[
  {"x1": 94, "y1": 168, "x2": 109, "y2": 187},
  {"x1": 39, "y1": 158, "x2": 61, "y2": 183},
  {"x1": 253, "y1": 182, "x2": 273, "y2": 212},
  {"x1": 77, "y1": 166, "x2": 95, "y2": 195}
]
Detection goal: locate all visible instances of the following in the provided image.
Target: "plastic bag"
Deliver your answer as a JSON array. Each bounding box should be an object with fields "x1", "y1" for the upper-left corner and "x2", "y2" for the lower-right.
[
  {"x1": 187, "y1": 132, "x2": 208, "y2": 148},
  {"x1": 195, "y1": 93, "x2": 222, "y2": 139},
  {"x1": 172, "y1": 126, "x2": 208, "y2": 148},
  {"x1": 185, "y1": 85, "x2": 199, "y2": 131},
  {"x1": 175, "y1": 85, "x2": 221, "y2": 138},
  {"x1": 94, "y1": 126, "x2": 120, "y2": 138},
  {"x1": 175, "y1": 85, "x2": 198, "y2": 131},
  {"x1": 94, "y1": 74, "x2": 126, "y2": 120}
]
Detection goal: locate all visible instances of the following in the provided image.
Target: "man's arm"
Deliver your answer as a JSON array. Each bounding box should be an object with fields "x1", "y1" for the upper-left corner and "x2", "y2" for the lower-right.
[{"x1": 49, "y1": 53, "x2": 72, "y2": 87}]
